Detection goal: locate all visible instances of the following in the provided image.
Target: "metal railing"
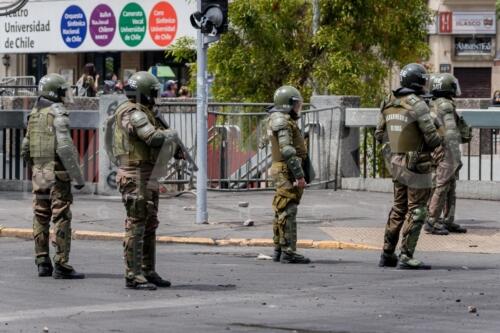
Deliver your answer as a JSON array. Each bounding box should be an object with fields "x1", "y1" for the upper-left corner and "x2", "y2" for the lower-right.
[
  {"x1": 0, "y1": 109, "x2": 99, "y2": 183},
  {"x1": 0, "y1": 76, "x2": 37, "y2": 96},
  {"x1": 347, "y1": 108, "x2": 500, "y2": 182},
  {"x1": 159, "y1": 102, "x2": 338, "y2": 191}
]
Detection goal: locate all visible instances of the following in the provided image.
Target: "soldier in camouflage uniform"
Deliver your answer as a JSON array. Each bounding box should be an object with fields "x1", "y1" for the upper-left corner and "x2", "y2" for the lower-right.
[
  {"x1": 375, "y1": 64, "x2": 442, "y2": 270},
  {"x1": 21, "y1": 74, "x2": 85, "y2": 279},
  {"x1": 267, "y1": 86, "x2": 311, "y2": 264},
  {"x1": 111, "y1": 71, "x2": 180, "y2": 290},
  {"x1": 425, "y1": 73, "x2": 469, "y2": 235}
]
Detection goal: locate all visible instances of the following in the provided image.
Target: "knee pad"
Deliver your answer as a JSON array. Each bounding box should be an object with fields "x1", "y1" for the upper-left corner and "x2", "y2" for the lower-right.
[{"x1": 412, "y1": 206, "x2": 427, "y2": 223}]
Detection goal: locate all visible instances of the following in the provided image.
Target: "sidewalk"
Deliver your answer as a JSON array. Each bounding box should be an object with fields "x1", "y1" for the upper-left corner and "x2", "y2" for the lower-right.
[{"x1": 0, "y1": 189, "x2": 499, "y2": 253}]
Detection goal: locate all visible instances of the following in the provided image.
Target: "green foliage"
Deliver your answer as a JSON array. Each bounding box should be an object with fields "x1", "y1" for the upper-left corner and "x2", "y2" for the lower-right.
[
  {"x1": 165, "y1": 36, "x2": 196, "y2": 63},
  {"x1": 207, "y1": 0, "x2": 431, "y2": 105}
]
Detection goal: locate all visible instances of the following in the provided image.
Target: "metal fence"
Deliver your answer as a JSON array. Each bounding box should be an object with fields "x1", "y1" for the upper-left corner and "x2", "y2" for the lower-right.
[
  {"x1": 0, "y1": 100, "x2": 338, "y2": 192},
  {"x1": 159, "y1": 102, "x2": 338, "y2": 191},
  {"x1": 0, "y1": 109, "x2": 99, "y2": 183},
  {"x1": 350, "y1": 108, "x2": 500, "y2": 182},
  {"x1": 0, "y1": 76, "x2": 37, "y2": 96}
]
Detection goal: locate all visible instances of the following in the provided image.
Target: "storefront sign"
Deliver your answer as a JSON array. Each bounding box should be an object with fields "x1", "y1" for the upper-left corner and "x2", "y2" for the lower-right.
[
  {"x1": 452, "y1": 12, "x2": 496, "y2": 35},
  {"x1": 455, "y1": 37, "x2": 493, "y2": 56},
  {"x1": 439, "y1": 12, "x2": 452, "y2": 34},
  {"x1": 0, "y1": 0, "x2": 196, "y2": 53}
]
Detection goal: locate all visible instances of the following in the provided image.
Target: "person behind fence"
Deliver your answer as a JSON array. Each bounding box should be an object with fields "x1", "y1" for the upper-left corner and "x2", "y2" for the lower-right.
[
  {"x1": 109, "y1": 71, "x2": 184, "y2": 290},
  {"x1": 21, "y1": 73, "x2": 86, "y2": 279},
  {"x1": 425, "y1": 73, "x2": 471, "y2": 235},
  {"x1": 76, "y1": 63, "x2": 99, "y2": 97},
  {"x1": 267, "y1": 85, "x2": 314, "y2": 264},
  {"x1": 375, "y1": 63, "x2": 442, "y2": 270}
]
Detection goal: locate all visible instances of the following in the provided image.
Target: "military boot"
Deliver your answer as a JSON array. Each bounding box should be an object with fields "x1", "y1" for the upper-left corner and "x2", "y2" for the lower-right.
[
  {"x1": 280, "y1": 251, "x2": 311, "y2": 264},
  {"x1": 398, "y1": 254, "x2": 431, "y2": 270},
  {"x1": 126, "y1": 275, "x2": 157, "y2": 291},
  {"x1": 272, "y1": 247, "x2": 282, "y2": 262},
  {"x1": 144, "y1": 271, "x2": 171, "y2": 288},
  {"x1": 53, "y1": 263, "x2": 85, "y2": 279},
  {"x1": 444, "y1": 218, "x2": 467, "y2": 233},
  {"x1": 38, "y1": 262, "x2": 53, "y2": 277},
  {"x1": 378, "y1": 252, "x2": 398, "y2": 267},
  {"x1": 424, "y1": 218, "x2": 449, "y2": 235}
]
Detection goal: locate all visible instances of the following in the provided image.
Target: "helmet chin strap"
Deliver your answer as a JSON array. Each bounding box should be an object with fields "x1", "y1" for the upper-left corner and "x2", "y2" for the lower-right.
[{"x1": 290, "y1": 109, "x2": 300, "y2": 120}]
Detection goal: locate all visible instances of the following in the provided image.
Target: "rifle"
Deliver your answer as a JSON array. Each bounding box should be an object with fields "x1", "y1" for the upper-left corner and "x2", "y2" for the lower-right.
[{"x1": 154, "y1": 108, "x2": 199, "y2": 172}]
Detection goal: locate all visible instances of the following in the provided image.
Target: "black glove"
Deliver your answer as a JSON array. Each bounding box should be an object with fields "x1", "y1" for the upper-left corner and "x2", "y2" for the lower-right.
[{"x1": 73, "y1": 184, "x2": 85, "y2": 190}]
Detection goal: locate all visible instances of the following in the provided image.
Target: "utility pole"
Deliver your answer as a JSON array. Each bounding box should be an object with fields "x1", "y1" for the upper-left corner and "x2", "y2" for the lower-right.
[
  {"x1": 195, "y1": 26, "x2": 209, "y2": 224},
  {"x1": 191, "y1": 0, "x2": 228, "y2": 224}
]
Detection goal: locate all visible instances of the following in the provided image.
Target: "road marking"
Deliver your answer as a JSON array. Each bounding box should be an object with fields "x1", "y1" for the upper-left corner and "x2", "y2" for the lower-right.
[{"x1": 0, "y1": 293, "x2": 261, "y2": 322}]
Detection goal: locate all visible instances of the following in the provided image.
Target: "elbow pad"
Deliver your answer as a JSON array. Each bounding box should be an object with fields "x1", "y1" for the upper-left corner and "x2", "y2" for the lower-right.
[
  {"x1": 286, "y1": 155, "x2": 305, "y2": 180},
  {"x1": 282, "y1": 145, "x2": 304, "y2": 179},
  {"x1": 146, "y1": 128, "x2": 179, "y2": 148},
  {"x1": 374, "y1": 114, "x2": 386, "y2": 144},
  {"x1": 21, "y1": 137, "x2": 30, "y2": 161}
]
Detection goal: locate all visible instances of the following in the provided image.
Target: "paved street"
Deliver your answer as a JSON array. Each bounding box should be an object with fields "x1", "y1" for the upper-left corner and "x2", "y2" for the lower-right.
[
  {"x1": 0, "y1": 238, "x2": 499, "y2": 333},
  {"x1": 0, "y1": 189, "x2": 499, "y2": 253}
]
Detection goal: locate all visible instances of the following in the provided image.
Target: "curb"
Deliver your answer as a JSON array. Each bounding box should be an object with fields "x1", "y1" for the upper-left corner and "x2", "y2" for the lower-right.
[{"x1": 0, "y1": 227, "x2": 381, "y2": 251}]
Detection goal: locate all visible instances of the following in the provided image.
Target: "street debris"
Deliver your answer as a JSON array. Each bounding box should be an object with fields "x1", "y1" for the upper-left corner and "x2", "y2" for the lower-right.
[
  {"x1": 256, "y1": 253, "x2": 272, "y2": 260},
  {"x1": 243, "y1": 219, "x2": 254, "y2": 226},
  {"x1": 468, "y1": 306, "x2": 477, "y2": 314}
]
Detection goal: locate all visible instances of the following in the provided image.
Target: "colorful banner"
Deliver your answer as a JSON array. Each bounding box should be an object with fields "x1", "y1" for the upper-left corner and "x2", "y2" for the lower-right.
[{"x1": 0, "y1": 0, "x2": 196, "y2": 53}]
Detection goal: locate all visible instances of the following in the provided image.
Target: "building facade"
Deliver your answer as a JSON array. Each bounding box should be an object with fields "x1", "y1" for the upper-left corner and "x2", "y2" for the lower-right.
[
  {"x1": 0, "y1": 0, "x2": 195, "y2": 88},
  {"x1": 428, "y1": 0, "x2": 498, "y2": 98}
]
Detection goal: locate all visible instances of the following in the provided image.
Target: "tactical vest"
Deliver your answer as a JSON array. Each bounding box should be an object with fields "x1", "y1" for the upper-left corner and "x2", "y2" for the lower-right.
[
  {"x1": 383, "y1": 95, "x2": 425, "y2": 153},
  {"x1": 113, "y1": 102, "x2": 163, "y2": 165},
  {"x1": 270, "y1": 116, "x2": 307, "y2": 163},
  {"x1": 28, "y1": 106, "x2": 56, "y2": 160}
]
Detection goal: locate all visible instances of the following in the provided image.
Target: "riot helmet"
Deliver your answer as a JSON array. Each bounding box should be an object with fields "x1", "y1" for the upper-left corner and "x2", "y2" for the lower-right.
[
  {"x1": 400, "y1": 63, "x2": 429, "y2": 92},
  {"x1": 430, "y1": 73, "x2": 461, "y2": 98},
  {"x1": 38, "y1": 73, "x2": 74, "y2": 104},
  {"x1": 124, "y1": 71, "x2": 162, "y2": 106},
  {"x1": 273, "y1": 85, "x2": 303, "y2": 118}
]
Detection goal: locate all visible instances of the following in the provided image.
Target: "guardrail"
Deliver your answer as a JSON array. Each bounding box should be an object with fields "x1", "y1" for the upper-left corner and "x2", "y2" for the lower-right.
[
  {"x1": 2, "y1": 96, "x2": 499, "y2": 196},
  {"x1": 0, "y1": 109, "x2": 99, "y2": 184},
  {"x1": 346, "y1": 108, "x2": 500, "y2": 182}
]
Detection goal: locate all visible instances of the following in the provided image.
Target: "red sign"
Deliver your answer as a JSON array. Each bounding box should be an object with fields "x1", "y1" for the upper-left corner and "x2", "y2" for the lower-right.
[
  {"x1": 149, "y1": 1, "x2": 178, "y2": 47},
  {"x1": 440, "y1": 12, "x2": 452, "y2": 33}
]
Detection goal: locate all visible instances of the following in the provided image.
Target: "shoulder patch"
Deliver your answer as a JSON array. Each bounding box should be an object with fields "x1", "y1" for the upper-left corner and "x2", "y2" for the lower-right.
[{"x1": 405, "y1": 94, "x2": 420, "y2": 106}]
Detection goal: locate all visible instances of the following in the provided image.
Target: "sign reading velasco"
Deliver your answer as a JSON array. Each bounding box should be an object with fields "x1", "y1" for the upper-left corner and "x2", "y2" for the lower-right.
[{"x1": 0, "y1": 0, "x2": 196, "y2": 53}]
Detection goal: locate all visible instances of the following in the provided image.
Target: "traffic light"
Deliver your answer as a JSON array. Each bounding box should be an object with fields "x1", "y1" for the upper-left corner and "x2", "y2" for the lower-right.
[{"x1": 190, "y1": 0, "x2": 228, "y2": 36}]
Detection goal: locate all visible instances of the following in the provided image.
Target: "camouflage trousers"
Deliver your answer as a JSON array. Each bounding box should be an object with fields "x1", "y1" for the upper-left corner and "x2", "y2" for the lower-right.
[
  {"x1": 31, "y1": 163, "x2": 73, "y2": 266},
  {"x1": 271, "y1": 163, "x2": 304, "y2": 253},
  {"x1": 383, "y1": 180, "x2": 430, "y2": 257},
  {"x1": 117, "y1": 169, "x2": 160, "y2": 280},
  {"x1": 428, "y1": 172, "x2": 457, "y2": 224}
]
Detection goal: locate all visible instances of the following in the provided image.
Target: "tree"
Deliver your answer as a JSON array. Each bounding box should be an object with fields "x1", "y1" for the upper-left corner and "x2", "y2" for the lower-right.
[
  {"x1": 170, "y1": 0, "x2": 431, "y2": 105},
  {"x1": 166, "y1": 1, "x2": 432, "y2": 180}
]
